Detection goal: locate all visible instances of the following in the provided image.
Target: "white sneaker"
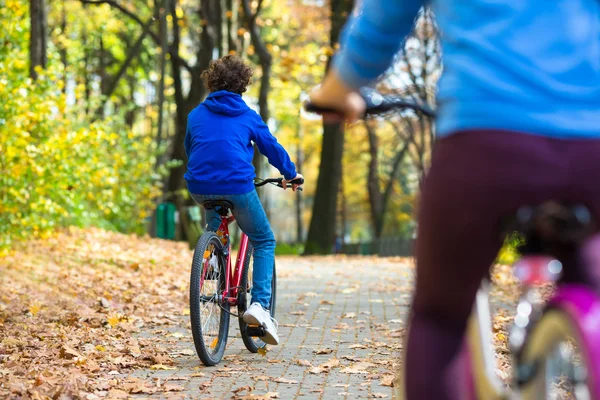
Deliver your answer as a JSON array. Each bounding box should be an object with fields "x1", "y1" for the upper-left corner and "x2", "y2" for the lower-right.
[{"x1": 243, "y1": 303, "x2": 279, "y2": 345}]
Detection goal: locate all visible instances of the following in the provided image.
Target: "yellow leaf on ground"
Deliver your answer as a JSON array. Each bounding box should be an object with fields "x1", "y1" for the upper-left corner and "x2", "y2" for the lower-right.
[
  {"x1": 106, "y1": 314, "x2": 121, "y2": 328},
  {"x1": 29, "y1": 302, "x2": 42, "y2": 316},
  {"x1": 150, "y1": 364, "x2": 176, "y2": 371}
]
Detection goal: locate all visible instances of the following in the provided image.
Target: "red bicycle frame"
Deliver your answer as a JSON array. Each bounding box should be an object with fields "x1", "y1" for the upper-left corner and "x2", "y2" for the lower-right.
[{"x1": 199, "y1": 213, "x2": 251, "y2": 305}]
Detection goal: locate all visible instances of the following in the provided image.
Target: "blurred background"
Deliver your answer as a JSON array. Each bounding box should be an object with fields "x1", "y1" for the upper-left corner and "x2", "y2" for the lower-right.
[{"x1": 0, "y1": 0, "x2": 441, "y2": 257}]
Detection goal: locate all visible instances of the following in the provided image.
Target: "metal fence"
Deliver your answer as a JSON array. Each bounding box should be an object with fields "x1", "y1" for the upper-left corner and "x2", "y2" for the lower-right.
[{"x1": 340, "y1": 237, "x2": 414, "y2": 257}]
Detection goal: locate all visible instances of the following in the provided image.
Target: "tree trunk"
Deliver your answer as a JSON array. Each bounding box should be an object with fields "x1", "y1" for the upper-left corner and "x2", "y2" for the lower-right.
[
  {"x1": 155, "y1": 0, "x2": 169, "y2": 150},
  {"x1": 164, "y1": 0, "x2": 216, "y2": 240},
  {"x1": 227, "y1": 0, "x2": 239, "y2": 54},
  {"x1": 295, "y1": 109, "x2": 303, "y2": 244},
  {"x1": 124, "y1": 75, "x2": 137, "y2": 128},
  {"x1": 29, "y1": 0, "x2": 47, "y2": 79},
  {"x1": 59, "y1": 0, "x2": 68, "y2": 92},
  {"x1": 242, "y1": 0, "x2": 273, "y2": 198},
  {"x1": 365, "y1": 122, "x2": 385, "y2": 238},
  {"x1": 303, "y1": 0, "x2": 353, "y2": 255},
  {"x1": 304, "y1": 122, "x2": 345, "y2": 254}
]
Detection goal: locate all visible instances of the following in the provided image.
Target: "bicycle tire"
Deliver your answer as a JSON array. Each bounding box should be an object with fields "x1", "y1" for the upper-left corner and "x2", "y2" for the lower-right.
[
  {"x1": 520, "y1": 307, "x2": 594, "y2": 399},
  {"x1": 237, "y1": 243, "x2": 277, "y2": 353},
  {"x1": 190, "y1": 232, "x2": 230, "y2": 366}
]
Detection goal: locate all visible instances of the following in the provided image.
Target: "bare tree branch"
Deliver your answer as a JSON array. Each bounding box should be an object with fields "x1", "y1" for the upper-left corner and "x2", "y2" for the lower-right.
[{"x1": 92, "y1": 17, "x2": 154, "y2": 120}]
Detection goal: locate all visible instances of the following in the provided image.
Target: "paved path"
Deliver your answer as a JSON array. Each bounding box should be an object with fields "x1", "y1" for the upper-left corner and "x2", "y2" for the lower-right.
[{"x1": 129, "y1": 256, "x2": 415, "y2": 399}]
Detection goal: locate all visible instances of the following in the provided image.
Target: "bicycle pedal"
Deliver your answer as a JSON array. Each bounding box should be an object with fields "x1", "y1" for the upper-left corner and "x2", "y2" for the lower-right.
[{"x1": 245, "y1": 324, "x2": 266, "y2": 337}]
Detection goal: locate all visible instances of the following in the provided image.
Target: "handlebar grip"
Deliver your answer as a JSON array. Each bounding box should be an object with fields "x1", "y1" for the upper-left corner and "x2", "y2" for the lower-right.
[
  {"x1": 304, "y1": 87, "x2": 436, "y2": 118},
  {"x1": 303, "y1": 102, "x2": 344, "y2": 116},
  {"x1": 289, "y1": 177, "x2": 304, "y2": 185}
]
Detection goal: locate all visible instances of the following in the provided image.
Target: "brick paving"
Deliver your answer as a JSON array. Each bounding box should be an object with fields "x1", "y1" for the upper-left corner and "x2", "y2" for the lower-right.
[{"x1": 128, "y1": 256, "x2": 414, "y2": 399}]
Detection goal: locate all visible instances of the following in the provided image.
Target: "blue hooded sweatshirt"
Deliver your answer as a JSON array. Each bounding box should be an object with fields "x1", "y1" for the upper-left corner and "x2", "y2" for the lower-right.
[{"x1": 184, "y1": 90, "x2": 297, "y2": 195}]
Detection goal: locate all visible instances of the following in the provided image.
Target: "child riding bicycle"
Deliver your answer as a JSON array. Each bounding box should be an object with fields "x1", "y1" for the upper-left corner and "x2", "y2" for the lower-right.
[{"x1": 184, "y1": 55, "x2": 303, "y2": 345}]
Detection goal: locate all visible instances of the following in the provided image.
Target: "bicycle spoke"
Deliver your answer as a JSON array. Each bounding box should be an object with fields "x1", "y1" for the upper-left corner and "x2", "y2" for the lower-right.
[{"x1": 198, "y1": 245, "x2": 225, "y2": 355}]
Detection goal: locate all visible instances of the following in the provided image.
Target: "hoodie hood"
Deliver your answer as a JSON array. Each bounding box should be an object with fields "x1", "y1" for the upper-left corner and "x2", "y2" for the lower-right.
[{"x1": 202, "y1": 90, "x2": 250, "y2": 116}]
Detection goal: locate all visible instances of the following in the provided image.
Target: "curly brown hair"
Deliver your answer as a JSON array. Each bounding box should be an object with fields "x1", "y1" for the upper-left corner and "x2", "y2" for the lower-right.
[{"x1": 201, "y1": 55, "x2": 254, "y2": 94}]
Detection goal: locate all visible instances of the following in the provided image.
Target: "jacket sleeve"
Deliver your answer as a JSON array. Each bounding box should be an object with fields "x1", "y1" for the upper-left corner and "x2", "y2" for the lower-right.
[
  {"x1": 332, "y1": 0, "x2": 425, "y2": 89},
  {"x1": 251, "y1": 114, "x2": 297, "y2": 180},
  {"x1": 184, "y1": 120, "x2": 192, "y2": 159}
]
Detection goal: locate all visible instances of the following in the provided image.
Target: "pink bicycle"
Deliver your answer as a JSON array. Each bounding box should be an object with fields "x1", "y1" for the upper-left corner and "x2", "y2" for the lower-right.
[{"x1": 307, "y1": 90, "x2": 600, "y2": 399}]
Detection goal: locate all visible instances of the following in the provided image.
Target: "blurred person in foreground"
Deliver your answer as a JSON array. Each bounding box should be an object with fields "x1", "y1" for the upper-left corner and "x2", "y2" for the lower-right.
[{"x1": 309, "y1": 1, "x2": 600, "y2": 398}]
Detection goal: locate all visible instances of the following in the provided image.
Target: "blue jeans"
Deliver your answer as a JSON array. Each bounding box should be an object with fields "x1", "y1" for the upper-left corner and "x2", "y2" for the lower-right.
[{"x1": 191, "y1": 190, "x2": 275, "y2": 309}]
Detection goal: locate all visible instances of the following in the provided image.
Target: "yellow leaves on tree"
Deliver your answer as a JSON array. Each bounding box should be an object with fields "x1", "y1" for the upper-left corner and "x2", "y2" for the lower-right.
[{"x1": 0, "y1": 3, "x2": 161, "y2": 254}]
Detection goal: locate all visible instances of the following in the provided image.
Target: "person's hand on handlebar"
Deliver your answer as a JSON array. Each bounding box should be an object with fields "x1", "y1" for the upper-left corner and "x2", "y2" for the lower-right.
[
  {"x1": 308, "y1": 70, "x2": 365, "y2": 123},
  {"x1": 282, "y1": 173, "x2": 304, "y2": 192}
]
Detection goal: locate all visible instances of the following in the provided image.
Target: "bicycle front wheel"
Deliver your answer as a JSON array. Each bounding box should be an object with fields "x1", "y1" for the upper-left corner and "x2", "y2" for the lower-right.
[
  {"x1": 521, "y1": 307, "x2": 593, "y2": 400},
  {"x1": 238, "y1": 244, "x2": 277, "y2": 353},
  {"x1": 190, "y1": 232, "x2": 230, "y2": 366}
]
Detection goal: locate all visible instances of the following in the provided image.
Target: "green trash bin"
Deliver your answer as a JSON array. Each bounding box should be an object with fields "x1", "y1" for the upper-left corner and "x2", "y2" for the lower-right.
[{"x1": 156, "y1": 202, "x2": 176, "y2": 240}]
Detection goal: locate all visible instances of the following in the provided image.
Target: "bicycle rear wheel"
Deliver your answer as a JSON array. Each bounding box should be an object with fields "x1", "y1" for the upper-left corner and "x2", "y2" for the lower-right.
[
  {"x1": 190, "y1": 232, "x2": 230, "y2": 366},
  {"x1": 237, "y1": 244, "x2": 277, "y2": 353},
  {"x1": 521, "y1": 307, "x2": 593, "y2": 399}
]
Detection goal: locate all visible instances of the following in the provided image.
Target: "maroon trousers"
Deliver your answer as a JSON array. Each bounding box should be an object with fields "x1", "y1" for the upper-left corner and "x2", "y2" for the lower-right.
[{"x1": 405, "y1": 130, "x2": 600, "y2": 399}]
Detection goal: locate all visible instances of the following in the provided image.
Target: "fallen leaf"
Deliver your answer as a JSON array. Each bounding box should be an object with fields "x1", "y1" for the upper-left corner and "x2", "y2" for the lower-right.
[
  {"x1": 162, "y1": 383, "x2": 185, "y2": 392},
  {"x1": 2, "y1": 337, "x2": 25, "y2": 347},
  {"x1": 342, "y1": 312, "x2": 357, "y2": 319},
  {"x1": 233, "y1": 385, "x2": 253, "y2": 395},
  {"x1": 309, "y1": 358, "x2": 340, "y2": 374},
  {"x1": 150, "y1": 364, "x2": 176, "y2": 371},
  {"x1": 29, "y1": 301, "x2": 42, "y2": 316},
  {"x1": 236, "y1": 392, "x2": 280, "y2": 400},
  {"x1": 106, "y1": 389, "x2": 128, "y2": 399},
  {"x1": 106, "y1": 314, "x2": 121, "y2": 328},
  {"x1": 296, "y1": 359, "x2": 312, "y2": 367},
  {"x1": 175, "y1": 348, "x2": 195, "y2": 356},
  {"x1": 380, "y1": 374, "x2": 395, "y2": 387},
  {"x1": 60, "y1": 345, "x2": 82, "y2": 360},
  {"x1": 273, "y1": 377, "x2": 298, "y2": 384},
  {"x1": 388, "y1": 319, "x2": 403, "y2": 324},
  {"x1": 371, "y1": 393, "x2": 388, "y2": 399},
  {"x1": 167, "y1": 376, "x2": 190, "y2": 381},
  {"x1": 341, "y1": 361, "x2": 376, "y2": 374},
  {"x1": 128, "y1": 345, "x2": 142, "y2": 357},
  {"x1": 199, "y1": 381, "x2": 211, "y2": 392},
  {"x1": 319, "y1": 300, "x2": 335, "y2": 305},
  {"x1": 313, "y1": 348, "x2": 333, "y2": 355},
  {"x1": 349, "y1": 344, "x2": 368, "y2": 349},
  {"x1": 289, "y1": 311, "x2": 306, "y2": 316}
]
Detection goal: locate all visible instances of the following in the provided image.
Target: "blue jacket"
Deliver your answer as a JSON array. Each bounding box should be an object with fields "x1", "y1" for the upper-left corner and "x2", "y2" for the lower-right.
[
  {"x1": 333, "y1": 0, "x2": 600, "y2": 139},
  {"x1": 184, "y1": 91, "x2": 297, "y2": 195}
]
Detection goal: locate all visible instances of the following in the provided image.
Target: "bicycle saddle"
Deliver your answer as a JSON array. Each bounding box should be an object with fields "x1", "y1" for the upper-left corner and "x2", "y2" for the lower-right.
[
  {"x1": 504, "y1": 201, "x2": 596, "y2": 254},
  {"x1": 202, "y1": 200, "x2": 234, "y2": 215}
]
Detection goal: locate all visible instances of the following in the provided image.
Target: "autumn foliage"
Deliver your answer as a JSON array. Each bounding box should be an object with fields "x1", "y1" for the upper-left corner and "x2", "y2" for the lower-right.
[{"x1": 0, "y1": 2, "x2": 161, "y2": 255}]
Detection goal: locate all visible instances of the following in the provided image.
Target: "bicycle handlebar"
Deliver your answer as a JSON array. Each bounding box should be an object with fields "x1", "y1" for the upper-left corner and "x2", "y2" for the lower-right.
[
  {"x1": 304, "y1": 87, "x2": 436, "y2": 119},
  {"x1": 255, "y1": 177, "x2": 305, "y2": 191}
]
